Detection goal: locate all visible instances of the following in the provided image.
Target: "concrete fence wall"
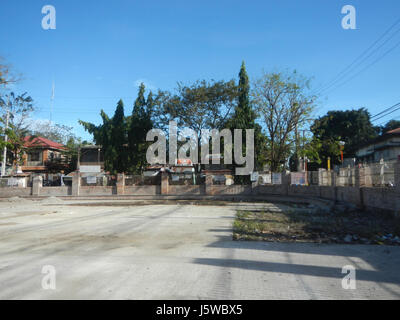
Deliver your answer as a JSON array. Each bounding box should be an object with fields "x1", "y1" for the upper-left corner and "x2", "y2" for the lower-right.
[
  {"x1": 1, "y1": 160, "x2": 400, "y2": 214},
  {"x1": 124, "y1": 185, "x2": 160, "y2": 195},
  {"x1": 361, "y1": 188, "x2": 398, "y2": 213},
  {"x1": 40, "y1": 186, "x2": 71, "y2": 196},
  {"x1": 0, "y1": 187, "x2": 32, "y2": 197},
  {"x1": 168, "y1": 185, "x2": 203, "y2": 195}
]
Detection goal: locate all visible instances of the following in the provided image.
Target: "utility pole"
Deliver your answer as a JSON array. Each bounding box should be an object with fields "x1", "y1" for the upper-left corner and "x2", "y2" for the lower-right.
[{"x1": 1, "y1": 97, "x2": 10, "y2": 177}]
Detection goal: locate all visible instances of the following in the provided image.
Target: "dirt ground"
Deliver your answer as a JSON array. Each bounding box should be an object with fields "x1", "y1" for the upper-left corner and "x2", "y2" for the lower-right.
[
  {"x1": 233, "y1": 209, "x2": 400, "y2": 245},
  {"x1": 0, "y1": 196, "x2": 400, "y2": 299}
]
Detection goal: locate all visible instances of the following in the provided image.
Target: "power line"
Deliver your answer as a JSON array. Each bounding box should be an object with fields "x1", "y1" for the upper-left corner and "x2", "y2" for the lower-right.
[
  {"x1": 316, "y1": 17, "x2": 400, "y2": 95},
  {"x1": 319, "y1": 29, "x2": 400, "y2": 95},
  {"x1": 371, "y1": 102, "x2": 400, "y2": 119},
  {"x1": 321, "y1": 38, "x2": 400, "y2": 95},
  {"x1": 372, "y1": 104, "x2": 400, "y2": 122}
]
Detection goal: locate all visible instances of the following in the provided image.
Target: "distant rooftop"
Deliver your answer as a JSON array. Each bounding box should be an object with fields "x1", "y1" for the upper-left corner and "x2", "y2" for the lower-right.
[
  {"x1": 23, "y1": 136, "x2": 65, "y2": 150},
  {"x1": 386, "y1": 127, "x2": 400, "y2": 134}
]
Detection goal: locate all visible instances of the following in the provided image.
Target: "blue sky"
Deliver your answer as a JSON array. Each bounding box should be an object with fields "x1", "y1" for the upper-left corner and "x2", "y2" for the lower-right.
[{"x1": 1, "y1": 0, "x2": 400, "y2": 141}]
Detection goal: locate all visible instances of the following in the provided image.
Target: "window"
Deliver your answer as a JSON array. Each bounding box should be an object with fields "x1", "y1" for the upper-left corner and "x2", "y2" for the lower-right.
[{"x1": 28, "y1": 151, "x2": 41, "y2": 162}]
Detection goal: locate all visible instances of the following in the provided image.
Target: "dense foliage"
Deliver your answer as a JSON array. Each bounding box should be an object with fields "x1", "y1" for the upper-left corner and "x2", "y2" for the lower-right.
[{"x1": 311, "y1": 108, "x2": 379, "y2": 166}]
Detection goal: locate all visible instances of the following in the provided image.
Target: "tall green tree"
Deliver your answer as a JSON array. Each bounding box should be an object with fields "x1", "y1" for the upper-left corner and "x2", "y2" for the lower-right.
[
  {"x1": 164, "y1": 79, "x2": 238, "y2": 133},
  {"x1": 252, "y1": 70, "x2": 316, "y2": 172},
  {"x1": 232, "y1": 62, "x2": 252, "y2": 128},
  {"x1": 228, "y1": 62, "x2": 267, "y2": 180},
  {"x1": 128, "y1": 83, "x2": 153, "y2": 173},
  {"x1": 153, "y1": 79, "x2": 238, "y2": 168},
  {"x1": 79, "y1": 100, "x2": 127, "y2": 174},
  {"x1": 111, "y1": 99, "x2": 127, "y2": 173}
]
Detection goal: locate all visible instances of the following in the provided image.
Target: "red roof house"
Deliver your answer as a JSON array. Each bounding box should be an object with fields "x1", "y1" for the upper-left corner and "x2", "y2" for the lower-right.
[
  {"x1": 22, "y1": 136, "x2": 66, "y2": 173},
  {"x1": 23, "y1": 136, "x2": 65, "y2": 150},
  {"x1": 387, "y1": 127, "x2": 400, "y2": 135}
]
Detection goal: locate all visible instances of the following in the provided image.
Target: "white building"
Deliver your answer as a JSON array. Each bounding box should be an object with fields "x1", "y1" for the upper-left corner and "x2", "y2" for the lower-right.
[{"x1": 356, "y1": 128, "x2": 400, "y2": 163}]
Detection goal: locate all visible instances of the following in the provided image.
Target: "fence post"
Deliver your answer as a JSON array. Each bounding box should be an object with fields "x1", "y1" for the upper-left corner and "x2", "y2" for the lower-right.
[
  {"x1": 355, "y1": 166, "x2": 360, "y2": 188},
  {"x1": 354, "y1": 165, "x2": 364, "y2": 208},
  {"x1": 364, "y1": 166, "x2": 372, "y2": 187},
  {"x1": 331, "y1": 171, "x2": 336, "y2": 187},
  {"x1": 161, "y1": 171, "x2": 169, "y2": 195},
  {"x1": 251, "y1": 175, "x2": 259, "y2": 195},
  {"x1": 72, "y1": 172, "x2": 80, "y2": 196},
  {"x1": 330, "y1": 170, "x2": 338, "y2": 202},
  {"x1": 281, "y1": 171, "x2": 290, "y2": 196},
  {"x1": 205, "y1": 173, "x2": 213, "y2": 195},
  {"x1": 32, "y1": 176, "x2": 42, "y2": 196},
  {"x1": 116, "y1": 173, "x2": 125, "y2": 195},
  {"x1": 361, "y1": 166, "x2": 366, "y2": 187},
  {"x1": 318, "y1": 169, "x2": 324, "y2": 186}
]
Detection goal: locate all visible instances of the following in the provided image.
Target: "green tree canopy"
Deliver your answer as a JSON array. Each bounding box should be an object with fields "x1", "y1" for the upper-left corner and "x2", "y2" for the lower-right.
[
  {"x1": 0, "y1": 92, "x2": 34, "y2": 165},
  {"x1": 152, "y1": 79, "x2": 238, "y2": 170},
  {"x1": 79, "y1": 100, "x2": 128, "y2": 174},
  {"x1": 252, "y1": 70, "x2": 316, "y2": 172},
  {"x1": 128, "y1": 83, "x2": 154, "y2": 173},
  {"x1": 156, "y1": 79, "x2": 238, "y2": 134},
  {"x1": 227, "y1": 61, "x2": 267, "y2": 181},
  {"x1": 79, "y1": 85, "x2": 156, "y2": 174},
  {"x1": 311, "y1": 108, "x2": 379, "y2": 166}
]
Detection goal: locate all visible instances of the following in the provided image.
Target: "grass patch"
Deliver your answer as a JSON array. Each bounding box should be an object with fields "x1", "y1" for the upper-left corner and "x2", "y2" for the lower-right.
[{"x1": 233, "y1": 209, "x2": 400, "y2": 245}]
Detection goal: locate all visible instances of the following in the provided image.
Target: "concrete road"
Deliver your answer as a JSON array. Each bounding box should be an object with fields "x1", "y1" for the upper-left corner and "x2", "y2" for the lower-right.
[{"x1": 0, "y1": 198, "x2": 399, "y2": 299}]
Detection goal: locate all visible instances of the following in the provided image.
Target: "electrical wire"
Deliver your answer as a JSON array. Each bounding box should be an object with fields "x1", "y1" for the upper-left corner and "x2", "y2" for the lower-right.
[
  {"x1": 371, "y1": 102, "x2": 400, "y2": 119},
  {"x1": 317, "y1": 18, "x2": 400, "y2": 92}
]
